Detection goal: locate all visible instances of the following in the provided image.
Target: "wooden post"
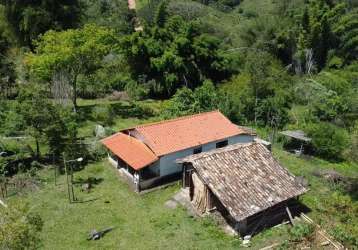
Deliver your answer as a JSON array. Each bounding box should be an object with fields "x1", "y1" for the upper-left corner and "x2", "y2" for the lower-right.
[
  {"x1": 63, "y1": 154, "x2": 72, "y2": 203},
  {"x1": 286, "y1": 206, "x2": 294, "y2": 225},
  {"x1": 70, "y1": 164, "x2": 76, "y2": 201},
  {"x1": 299, "y1": 143, "x2": 304, "y2": 155},
  {"x1": 182, "y1": 164, "x2": 186, "y2": 188},
  {"x1": 0, "y1": 183, "x2": 4, "y2": 198},
  {"x1": 53, "y1": 153, "x2": 57, "y2": 186},
  {"x1": 236, "y1": 219, "x2": 247, "y2": 234}
]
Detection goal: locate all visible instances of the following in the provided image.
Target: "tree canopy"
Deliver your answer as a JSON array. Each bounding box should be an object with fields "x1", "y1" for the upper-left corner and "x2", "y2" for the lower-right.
[
  {"x1": 0, "y1": 0, "x2": 81, "y2": 47},
  {"x1": 26, "y1": 24, "x2": 118, "y2": 110},
  {"x1": 121, "y1": 14, "x2": 231, "y2": 97}
]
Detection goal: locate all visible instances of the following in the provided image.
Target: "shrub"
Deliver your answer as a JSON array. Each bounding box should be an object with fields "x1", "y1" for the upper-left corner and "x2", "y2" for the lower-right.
[
  {"x1": 0, "y1": 202, "x2": 43, "y2": 250},
  {"x1": 86, "y1": 140, "x2": 107, "y2": 161},
  {"x1": 243, "y1": 10, "x2": 258, "y2": 18},
  {"x1": 1, "y1": 110, "x2": 25, "y2": 136},
  {"x1": 305, "y1": 122, "x2": 350, "y2": 161},
  {"x1": 330, "y1": 224, "x2": 358, "y2": 247},
  {"x1": 344, "y1": 122, "x2": 358, "y2": 163},
  {"x1": 91, "y1": 105, "x2": 115, "y2": 126},
  {"x1": 289, "y1": 222, "x2": 315, "y2": 242},
  {"x1": 125, "y1": 81, "x2": 149, "y2": 101}
]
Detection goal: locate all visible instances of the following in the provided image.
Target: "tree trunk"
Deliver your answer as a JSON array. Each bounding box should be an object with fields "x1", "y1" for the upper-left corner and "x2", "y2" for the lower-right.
[
  {"x1": 72, "y1": 74, "x2": 78, "y2": 113},
  {"x1": 35, "y1": 138, "x2": 40, "y2": 159},
  {"x1": 254, "y1": 87, "x2": 258, "y2": 126}
]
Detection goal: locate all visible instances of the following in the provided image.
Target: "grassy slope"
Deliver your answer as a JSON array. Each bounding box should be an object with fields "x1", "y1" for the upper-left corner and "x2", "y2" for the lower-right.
[
  {"x1": 12, "y1": 161, "x2": 283, "y2": 250},
  {"x1": 5, "y1": 96, "x2": 357, "y2": 249},
  {"x1": 9, "y1": 146, "x2": 357, "y2": 249},
  {"x1": 274, "y1": 149, "x2": 358, "y2": 247}
]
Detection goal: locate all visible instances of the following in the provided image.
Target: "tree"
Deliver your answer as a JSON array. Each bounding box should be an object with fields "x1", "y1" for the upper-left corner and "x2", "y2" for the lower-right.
[
  {"x1": 81, "y1": 0, "x2": 134, "y2": 34},
  {"x1": 192, "y1": 80, "x2": 219, "y2": 112},
  {"x1": 0, "y1": 0, "x2": 80, "y2": 47},
  {"x1": 16, "y1": 84, "x2": 67, "y2": 159},
  {"x1": 0, "y1": 16, "x2": 15, "y2": 98},
  {"x1": 306, "y1": 122, "x2": 350, "y2": 161},
  {"x1": 121, "y1": 15, "x2": 230, "y2": 97},
  {"x1": 26, "y1": 24, "x2": 117, "y2": 111},
  {"x1": 0, "y1": 202, "x2": 43, "y2": 250},
  {"x1": 244, "y1": 51, "x2": 272, "y2": 124},
  {"x1": 164, "y1": 87, "x2": 195, "y2": 117},
  {"x1": 154, "y1": 1, "x2": 169, "y2": 27},
  {"x1": 294, "y1": 0, "x2": 358, "y2": 69},
  {"x1": 332, "y1": 10, "x2": 358, "y2": 62},
  {"x1": 165, "y1": 81, "x2": 229, "y2": 118}
]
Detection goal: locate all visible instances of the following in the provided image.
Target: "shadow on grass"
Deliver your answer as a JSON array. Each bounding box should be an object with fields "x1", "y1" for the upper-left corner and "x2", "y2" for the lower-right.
[
  {"x1": 74, "y1": 177, "x2": 103, "y2": 186},
  {"x1": 339, "y1": 177, "x2": 358, "y2": 202},
  {"x1": 74, "y1": 177, "x2": 104, "y2": 194},
  {"x1": 72, "y1": 197, "x2": 100, "y2": 204},
  {"x1": 76, "y1": 101, "x2": 156, "y2": 124}
]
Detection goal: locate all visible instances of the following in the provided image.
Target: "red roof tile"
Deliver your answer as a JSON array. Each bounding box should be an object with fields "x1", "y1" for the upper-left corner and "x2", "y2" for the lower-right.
[
  {"x1": 130, "y1": 111, "x2": 246, "y2": 156},
  {"x1": 101, "y1": 132, "x2": 158, "y2": 170}
]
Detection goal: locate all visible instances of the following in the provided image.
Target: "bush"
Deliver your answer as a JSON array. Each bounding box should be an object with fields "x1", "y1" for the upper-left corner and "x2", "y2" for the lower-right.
[
  {"x1": 1, "y1": 110, "x2": 25, "y2": 136},
  {"x1": 289, "y1": 222, "x2": 315, "y2": 242},
  {"x1": 344, "y1": 122, "x2": 358, "y2": 163},
  {"x1": 0, "y1": 202, "x2": 43, "y2": 250},
  {"x1": 91, "y1": 105, "x2": 115, "y2": 126},
  {"x1": 86, "y1": 140, "x2": 107, "y2": 161},
  {"x1": 330, "y1": 224, "x2": 358, "y2": 247},
  {"x1": 125, "y1": 81, "x2": 149, "y2": 101},
  {"x1": 305, "y1": 122, "x2": 350, "y2": 161}
]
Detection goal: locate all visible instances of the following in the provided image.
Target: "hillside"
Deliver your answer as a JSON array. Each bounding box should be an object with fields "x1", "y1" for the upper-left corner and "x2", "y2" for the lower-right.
[{"x1": 0, "y1": 0, "x2": 357, "y2": 249}]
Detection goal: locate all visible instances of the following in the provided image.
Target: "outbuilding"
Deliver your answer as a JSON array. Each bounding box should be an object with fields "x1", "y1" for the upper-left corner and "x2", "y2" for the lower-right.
[{"x1": 178, "y1": 142, "x2": 307, "y2": 235}]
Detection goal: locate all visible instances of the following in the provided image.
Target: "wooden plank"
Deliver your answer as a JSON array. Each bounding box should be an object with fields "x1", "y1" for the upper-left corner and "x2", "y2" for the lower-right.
[
  {"x1": 300, "y1": 213, "x2": 344, "y2": 250},
  {"x1": 0, "y1": 198, "x2": 7, "y2": 208},
  {"x1": 260, "y1": 243, "x2": 280, "y2": 250},
  {"x1": 286, "y1": 206, "x2": 294, "y2": 225}
]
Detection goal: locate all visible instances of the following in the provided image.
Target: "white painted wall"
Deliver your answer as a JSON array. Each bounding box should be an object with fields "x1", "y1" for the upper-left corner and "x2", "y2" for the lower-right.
[{"x1": 159, "y1": 134, "x2": 254, "y2": 177}]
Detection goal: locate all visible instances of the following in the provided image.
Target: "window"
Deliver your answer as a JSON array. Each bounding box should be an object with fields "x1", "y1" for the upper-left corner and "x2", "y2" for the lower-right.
[
  {"x1": 216, "y1": 140, "x2": 228, "y2": 148},
  {"x1": 193, "y1": 147, "x2": 202, "y2": 154}
]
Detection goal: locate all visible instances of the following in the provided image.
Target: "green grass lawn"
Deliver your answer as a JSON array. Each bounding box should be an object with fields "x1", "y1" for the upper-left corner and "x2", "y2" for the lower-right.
[
  {"x1": 8, "y1": 160, "x2": 295, "y2": 250},
  {"x1": 274, "y1": 149, "x2": 358, "y2": 247},
  {"x1": 7, "y1": 148, "x2": 357, "y2": 249},
  {"x1": 3, "y1": 98, "x2": 358, "y2": 249}
]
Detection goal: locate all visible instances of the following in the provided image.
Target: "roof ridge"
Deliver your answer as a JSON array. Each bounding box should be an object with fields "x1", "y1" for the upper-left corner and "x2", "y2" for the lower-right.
[
  {"x1": 130, "y1": 110, "x2": 222, "y2": 130},
  {"x1": 100, "y1": 131, "x2": 125, "y2": 142},
  {"x1": 179, "y1": 142, "x2": 257, "y2": 163}
]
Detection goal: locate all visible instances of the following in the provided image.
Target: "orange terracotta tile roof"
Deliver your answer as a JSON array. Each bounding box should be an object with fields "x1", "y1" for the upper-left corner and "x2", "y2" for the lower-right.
[
  {"x1": 101, "y1": 132, "x2": 158, "y2": 170},
  {"x1": 129, "y1": 111, "x2": 247, "y2": 156}
]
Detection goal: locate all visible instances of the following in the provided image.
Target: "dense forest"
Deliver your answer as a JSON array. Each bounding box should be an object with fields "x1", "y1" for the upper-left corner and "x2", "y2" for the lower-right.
[
  {"x1": 0, "y1": 0, "x2": 357, "y2": 168},
  {"x1": 0, "y1": 0, "x2": 357, "y2": 248}
]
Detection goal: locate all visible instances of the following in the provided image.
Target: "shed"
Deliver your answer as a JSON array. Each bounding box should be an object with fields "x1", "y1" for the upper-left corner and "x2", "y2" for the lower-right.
[
  {"x1": 280, "y1": 130, "x2": 312, "y2": 155},
  {"x1": 178, "y1": 142, "x2": 307, "y2": 234}
]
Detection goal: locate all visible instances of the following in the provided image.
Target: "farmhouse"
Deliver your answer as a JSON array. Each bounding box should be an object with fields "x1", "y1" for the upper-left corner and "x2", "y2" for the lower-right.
[
  {"x1": 101, "y1": 111, "x2": 255, "y2": 191},
  {"x1": 178, "y1": 142, "x2": 307, "y2": 235}
]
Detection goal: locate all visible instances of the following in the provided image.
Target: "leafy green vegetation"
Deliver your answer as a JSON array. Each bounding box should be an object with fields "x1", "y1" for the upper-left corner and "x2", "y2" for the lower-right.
[
  {"x1": 3, "y1": 139, "x2": 356, "y2": 249},
  {"x1": 0, "y1": 202, "x2": 43, "y2": 250},
  {"x1": 7, "y1": 161, "x2": 246, "y2": 250},
  {"x1": 0, "y1": 0, "x2": 357, "y2": 248}
]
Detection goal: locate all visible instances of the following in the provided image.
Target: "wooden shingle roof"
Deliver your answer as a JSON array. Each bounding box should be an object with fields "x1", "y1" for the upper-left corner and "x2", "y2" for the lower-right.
[{"x1": 179, "y1": 143, "x2": 307, "y2": 221}]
